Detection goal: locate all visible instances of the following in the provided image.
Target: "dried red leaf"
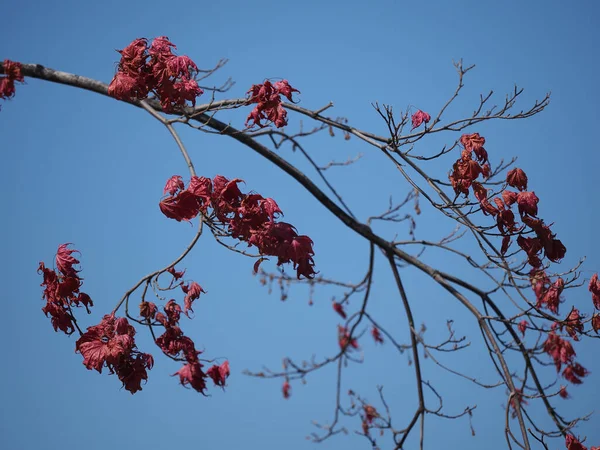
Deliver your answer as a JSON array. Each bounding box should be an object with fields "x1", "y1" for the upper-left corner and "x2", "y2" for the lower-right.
[
  {"x1": 371, "y1": 326, "x2": 384, "y2": 344},
  {"x1": 559, "y1": 385, "x2": 570, "y2": 399},
  {"x1": 338, "y1": 325, "x2": 359, "y2": 351},
  {"x1": 502, "y1": 190, "x2": 518, "y2": 207},
  {"x1": 516, "y1": 191, "x2": 539, "y2": 217},
  {"x1": 563, "y1": 363, "x2": 588, "y2": 384},
  {"x1": 364, "y1": 405, "x2": 379, "y2": 423},
  {"x1": 174, "y1": 362, "x2": 207, "y2": 394},
  {"x1": 274, "y1": 80, "x2": 300, "y2": 102},
  {"x1": 0, "y1": 59, "x2": 24, "y2": 103},
  {"x1": 566, "y1": 434, "x2": 588, "y2": 450},
  {"x1": 139, "y1": 301, "x2": 157, "y2": 320},
  {"x1": 506, "y1": 168, "x2": 528, "y2": 191},
  {"x1": 518, "y1": 320, "x2": 528, "y2": 336},
  {"x1": 156, "y1": 326, "x2": 198, "y2": 363},
  {"x1": 116, "y1": 352, "x2": 154, "y2": 394},
  {"x1": 460, "y1": 133, "x2": 486, "y2": 153},
  {"x1": 181, "y1": 281, "x2": 205, "y2": 315},
  {"x1": 589, "y1": 273, "x2": 600, "y2": 309},
  {"x1": 282, "y1": 380, "x2": 291, "y2": 399},
  {"x1": 159, "y1": 190, "x2": 200, "y2": 222},
  {"x1": 563, "y1": 308, "x2": 584, "y2": 341},
  {"x1": 167, "y1": 266, "x2": 186, "y2": 280},
  {"x1": 76, "y1": 314, "x2": 136, "y2": 373},
  {"x1": 207, "y1": 361, "x2": 230, "y2": 388},
  {"x1": 411, "y1": 110, "x2": 431, "y2": 129},
  {"x1": 108, "y1": 37, "x2": 202, "y2": 111},
  {"x1": 55, "y1": 243, "x2": 81, "y2": 278},
  {"x1": 164, "y1": 175, "x2": 185, "y2": 195},
  {"x1": 332, "y1": 302, "x2": 347, "y2": 319},
  {"x1": 592, "y1": 313, "x2": 600, "y2": 333},
  {"x1": 163, "y1": 299, "x2": 182, "y2": 325},
  {"x1": 246, "y1": 79, "x2": 299, "y2": 128}
]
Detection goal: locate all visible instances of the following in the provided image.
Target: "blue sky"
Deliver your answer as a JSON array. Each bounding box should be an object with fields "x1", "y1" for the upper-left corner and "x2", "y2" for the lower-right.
[{"x1": 1, "y1": 1, "x2": 599, "y2": 449}]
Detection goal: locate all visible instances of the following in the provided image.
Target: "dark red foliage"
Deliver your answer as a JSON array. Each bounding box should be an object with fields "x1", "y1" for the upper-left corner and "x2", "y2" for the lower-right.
[
  {"x1": 39, "y1": 245, "x2": 94, "y2": 335},
  {"x1": 529, "y1": 269, "x2": 562, "y2": 311},
  {"x1": 174, "y1": 362, "x2": 208, "y2": 394},
  {"x1": 589, "y1": 273, "x2": 600, "y2": 309},
  {"x1": 164, "y1": 175, "x2": 185, "y2": 195},
  {"x1": 518, "y1": 236, "x2": 543, "y2": 268},
  {"x1": 163, "y1": 299, "x2": 183, "y2": 325},
  {"x1": 55, "y1": 243, "x2": 81, "y2": 277},
  {"x1": 364, "y1": 405, "x2": 379, "y2": 423},
  {"x1": 449, "y1": 157, "x2": 482, "y2": 196},
  {"x1": 518, "y1": 320, "x2": 528, "y2": 336},
  {"x1": 181, "y1": 281, "x2": 205, "y2": 315},
  {"x1": 460, "y1": 133, "x2": 486, "y2": 153},
  {"x1": 187, "y1": 176, "x2": 212, "y2": 211},
  {"x1": 543, "y1": 331, "x2": 575, "y2": 372},
  {"x1": 411, "y1": 110, "x2": 431, "y2": 129},
  {"x1": 108, "y1": 37, "x2": 203, "y2": 112},
  {"x1": 472, "y1": 183, "x2": 498, "y2": 216},
  {"x1": 76, "y1": 314, "x2": 133, "y2": 372},
  {"x1": 338, "y1": 325, "x2": 359, "y2": 351},
  {"x1": 282, "y1": 380, "x2": 291, "y2": 399},
  {"x1": 156, "y1": 326, "x2": 198, "y2": 363},
  {"x1": 159, "y1": 174, "x2": 315, "y2": 278},
  {"x1": 274, "y1": 80, "x2": 300, "y2": 101},
  {"x1": 159, "y1": 190, "x2": 202, "y2": 222},
  {"x1": 0, "y1": 59, "x2": 24, "y2": 104},
  {"x1": 524, "y1": 218, "x2": 566, "y2": 263},
  {"x1": 167, "y1": 265, "x2": 186, "y2": 280},
  {"x1": 592, "y1": 313, "x2": 600, "y2": 333},
  {"x1": 207, "y1": 361, "x2": 230, "y2": 388},
  {"x1": 371, "y1": 326, "x2": 384, "y2": 344},
  {"x1": 496, "y1": 208, "x2": 518, "y2": 235},
  {"x1": 566, "y1": 434, "x2": 588, "y2": 450},
  {"x1": 502, "y1": 190, "x2": 518, "y2": 207},
  {"x1": 116, "y1": 352, "x2": 154, "y2": 394},
  {"x1": 75, "y1": 314, "x2": 153, "y2": 393},
  {"x1": 542, "y1": 331, "x2": 587, "y2": 386},
  {"x1": 139, "y1": 301, "x2": 157, "y2": 320},
  {"x1": 516, "y1": 191, "x2": 539, "y2": 217},
  {"x1": 543, "y1": 278, "x2": 564, "y2": 313},
  {"x1": 506, "y1": 168, "x2": 528, "y2": 191},
  {"x1": 562, "y1": 308, "x2": 584, "y2": 341},
  {"x1": 563, "y1": 362, "x2": 589, "y2": 385},
  {"x1": 245, "y1": 79, "x2": 300, "y2": 128},
  {"x1": 332, "y1": 302, "x2": 347, "y2": 319}
]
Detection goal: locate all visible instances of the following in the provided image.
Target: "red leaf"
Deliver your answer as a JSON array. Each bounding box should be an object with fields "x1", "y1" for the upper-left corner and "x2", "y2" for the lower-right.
[
  {"x1": 163, "y1": 175, "x2": 185, "y2": 195},
  {"x1": 173, "y1": 362, "x2": 207, "y2": 394},
  {"x1": 411, "y1": 110, "x2": 431, "y2": 129},
  {"x1": 159, "y1": 190, "x2": 200, "y2": 222},
  {"x1": 506, "y1": 168, "x2": 528, "y2": 191},
  {"x1": 332, "y1": 302, "x2": 347, "y2": 319},
  {"x1": 207, "y1": 361, "x2": 230, "y2": 388},
  {"x1": 274, "y1": 80, "x2": 300, "y2": 102},
  {"x1": 55, "y1": 243, "x2": 80, "y2": 278},
  {"x1": 516, "y1": 191, "x2": 539, "y2": 217},
  {"x1": 182, "y1": 281, "x2": 205, "y2": 315},
  {"x1": 282, "y1": 380, "x2": 291, "y2": 399},
  {"x1": 371, "y1": 326, "x2": 384, "y2": 344},
  {"x1": 518, "y1": 320, "x2": 527, "y2": 336}
]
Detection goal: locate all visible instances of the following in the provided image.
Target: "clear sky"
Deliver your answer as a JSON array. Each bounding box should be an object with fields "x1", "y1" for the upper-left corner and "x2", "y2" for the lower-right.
[{"x1": 1, "y1": 1, "x2": 599, "y2": 449}]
